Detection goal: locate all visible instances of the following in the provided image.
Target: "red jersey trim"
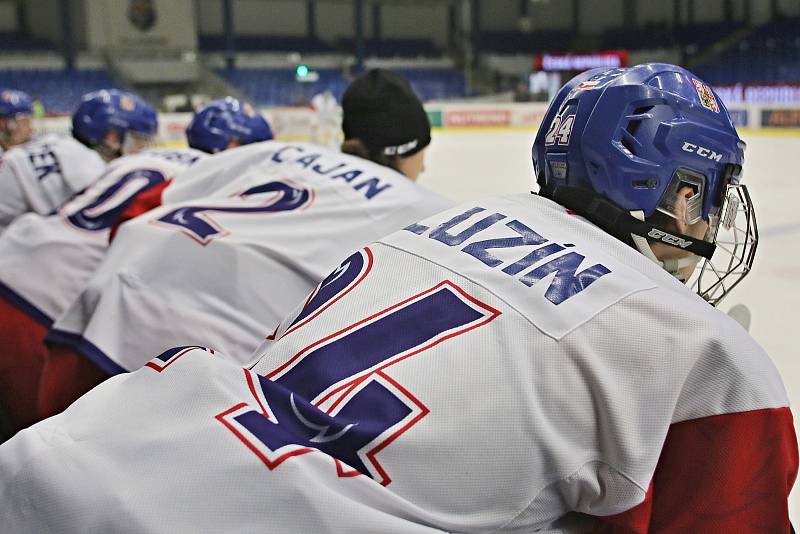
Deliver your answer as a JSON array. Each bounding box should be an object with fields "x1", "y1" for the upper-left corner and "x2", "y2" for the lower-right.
[{"x1": 593, "y1": 407, "x2": 798, "y2": 533}]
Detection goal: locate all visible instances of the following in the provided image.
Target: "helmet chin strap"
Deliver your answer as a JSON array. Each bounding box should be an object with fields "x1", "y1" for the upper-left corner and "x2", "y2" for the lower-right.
[
  {"x1": 629, "y1": 224, "x2": 702, "y2": 282},
  {"x1": 546, "y1": 186, "x2": 715, "y2": 281}
]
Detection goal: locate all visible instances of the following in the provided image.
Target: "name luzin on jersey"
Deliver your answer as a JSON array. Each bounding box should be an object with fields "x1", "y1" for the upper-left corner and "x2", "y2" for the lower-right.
[{"x1": 404, "y1": 207, "x2": 612, "y2": 305}]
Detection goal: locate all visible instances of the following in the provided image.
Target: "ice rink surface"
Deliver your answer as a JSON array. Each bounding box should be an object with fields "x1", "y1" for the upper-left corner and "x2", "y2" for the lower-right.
[{"x1": 420, "y1": 128, "x2": 800, "y2": 523}]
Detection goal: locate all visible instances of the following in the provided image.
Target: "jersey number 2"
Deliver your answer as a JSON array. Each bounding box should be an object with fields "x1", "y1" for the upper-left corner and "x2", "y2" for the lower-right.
[{"x1": 152, "y1": 180, "x2": 313, "y2": 245}]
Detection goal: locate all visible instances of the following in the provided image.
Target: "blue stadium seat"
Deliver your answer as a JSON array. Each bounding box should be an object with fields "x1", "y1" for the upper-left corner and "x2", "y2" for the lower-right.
[
  {"x1": 393, "y1": 68, "x2": 467, "y2": 101},
  {"x1": 199, "y1": 35, "x2": 334, "y2": 53},
  {"x1": 0, "y1": 69, "x2": 121, "y2": 114},
  {"x1": 0, "y1": 32, "x2": 56, "y2": 51},
  {"x1": 693, "y1": 16, "x2": 800, "y2": 84},
  {"x1": 217, "y1": 67, "x2": 467, "y2": 106},
  {"x1": 477, "y1": 22, "x2": 746, "y2": 58},
  {"x1": 337, "y1": 38, "x2": 443, "y2": 58},
  {"x1": 217, "y1": 68, "x2": 348, "y2": 107},
  {"x1": 478, "y1": 30, "x2": 574, "y2": 54}
]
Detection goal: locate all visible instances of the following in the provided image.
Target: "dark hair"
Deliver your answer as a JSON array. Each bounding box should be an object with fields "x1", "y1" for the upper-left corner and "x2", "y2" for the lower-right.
[{"x1": 340, "y1": 138, "x2": 401, "y2": 172}]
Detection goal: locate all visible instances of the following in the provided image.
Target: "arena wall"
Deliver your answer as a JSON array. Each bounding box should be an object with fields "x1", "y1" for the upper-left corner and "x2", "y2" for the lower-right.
[{"x1": 32, "y1": 102, "x2": 800, "y2": 152}]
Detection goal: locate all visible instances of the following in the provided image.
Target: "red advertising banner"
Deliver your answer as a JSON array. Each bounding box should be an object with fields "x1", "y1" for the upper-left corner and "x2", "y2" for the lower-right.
[
  {"x1": 761, "y1": 109, "x2": 800, "y2": 127},
  {"x1": 714, "y1": 84, "x2": 800, "y2": 104},
  {"x1": 444, "y1": 109, "x2": 512, "y2": 127}
]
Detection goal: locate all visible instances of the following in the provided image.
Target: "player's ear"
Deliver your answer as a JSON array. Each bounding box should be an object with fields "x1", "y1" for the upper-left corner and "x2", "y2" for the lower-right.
[
  {"x1": 102, "y1": 130, "x2": 122, "y2": 151},
  {"x1": 226, "y1": 138, "x2": 242, "y2": 150},
  {"x1": 672, "y1": 185, "x2": 699, "y2": 235}
]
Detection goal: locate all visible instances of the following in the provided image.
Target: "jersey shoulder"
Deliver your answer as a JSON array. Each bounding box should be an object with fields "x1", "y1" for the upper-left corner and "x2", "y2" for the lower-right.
[
  {"x1": 163, "y1": 140, "x2": 449, "y2": 210},
  {"x1": 136, "y1": 147, "x2": 207, "y2": 168},
  {"x1": 670, "y1": 299, "x2": 790, "y2": 422},
  {"x1": 0, "y1": 134, "x2": 104, "y2": 191},
  {"x1": 379, "y1": 193, "x2": 659, "y2": 339},
  {"x1": 162, "y1": 141, "x2": 284, "y2": 204},
  {"x1": 106, "y1": 148, "x2": 206, "y2": 179}
]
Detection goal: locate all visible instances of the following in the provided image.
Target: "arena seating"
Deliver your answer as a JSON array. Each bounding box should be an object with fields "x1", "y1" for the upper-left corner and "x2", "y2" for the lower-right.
[
  {"x1": 0, "y1": 32, "x2": 56, "y2": 51},
  {"x1": 0, "y1": 69, "x2": 121, "y2": 114},
  {"x1": 478, "y1": 30, "x2": 574, "y2": 54},
  {"x1": 393, "y1": 68, "x2": 467, "y2": 101},
  {"x1": 599, "y1": 21, "x2": 746, "y2": 52},
  {"x1": 201, "y1": 35, "x2": 442, "y2": 58},
  {"x1": 337, "y1": 38, "x2": 442, "y2": 58},
  {"x1": 218, "y1": 67, "x2": 467, "y2": 106},
  {"x1": 597, "y1": 24, "x2": 674, "y2": 51},
  {"x1": 199, "y1": 35, "x2": 334, "y2": 53},
  {"x1": 217, "y1": 68, "x2": 347, "y2": 107},
  {"x1": 693, "y1": 16, "x2": 800, "y2": 84},
  {"x1": 479, "y1": 21, "x2": 745, "y2": 56}
]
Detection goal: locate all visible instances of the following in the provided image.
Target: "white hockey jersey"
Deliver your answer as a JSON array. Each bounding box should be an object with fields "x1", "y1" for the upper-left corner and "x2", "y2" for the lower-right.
[
  {"x1": 1, "y1": 193, "x2": 793, "y2": 533},
  {"x1": 48, "y1": 141, "x2": 452, "y2": 373},
  {"x1": 0, "y1": 149, "x2": 204, "y2": 324},
  {"x1": 0, "y1": 134, "x2": 106, "y2": 232}
]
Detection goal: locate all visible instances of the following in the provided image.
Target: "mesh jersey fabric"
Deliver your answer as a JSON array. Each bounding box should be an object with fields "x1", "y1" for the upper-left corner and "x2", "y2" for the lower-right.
[
  {"x1": 0, "y1": 148, "x2": 205, "y2": 323},
  {"x1": 0, "y1": 134, "x2": 106, "y2": 232},
  {"x1": 0, "y1": 193, "x2": 793, "y2": 532},
  {"x1": 48, "y1": 141, "x2": 453, "y2": 370},
  {"x1": 248, "y1": 193, "x2": 792, "y2": 530}
]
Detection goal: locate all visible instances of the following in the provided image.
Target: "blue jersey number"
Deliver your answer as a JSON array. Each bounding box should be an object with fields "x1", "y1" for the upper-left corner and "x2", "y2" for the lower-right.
[
  {"x1": 215, "y1": 249, "x2": 501, "y2": 485},
  {"x1": 153, "y1": 180, "x2": 313, "y2": 245},
  {"x1": 65, "y1": 169, "x2": 167, "y2": 231}
]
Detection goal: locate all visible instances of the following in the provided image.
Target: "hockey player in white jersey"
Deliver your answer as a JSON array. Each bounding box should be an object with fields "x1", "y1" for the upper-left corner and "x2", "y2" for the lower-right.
[
  {"x1": 0, "y1": 97, "x2": 270, "y2": 436},
  {"x1": 0, "y1": 89, "x2": 34, "y2": 154},
  {"x1": 0, "y1": 89, "x2": 158, "y2": 233},
  {"x1": 108, "y1": 96, "x2": 274, "y2": 235},
  {"x1": 1, "y1": 63, "x2": 794, "y2": 534},
  {"x1": 40, "y1": 69, "x2": 450, "y2": 417}
]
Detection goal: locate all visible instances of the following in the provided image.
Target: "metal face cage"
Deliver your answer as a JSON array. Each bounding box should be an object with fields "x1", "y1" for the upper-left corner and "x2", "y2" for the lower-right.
[{"x1": 691, "y1": 184, "x2": 758, "y2": 306}]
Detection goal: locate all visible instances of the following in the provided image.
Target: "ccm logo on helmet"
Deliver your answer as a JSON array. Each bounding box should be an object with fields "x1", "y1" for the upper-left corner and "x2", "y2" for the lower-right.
[
  {"x1": 648, "y1": 228, "x2": 693, "y2": 248},
  {"x1": 682, "y1": 142, "x2": 723, "y2": 162}
]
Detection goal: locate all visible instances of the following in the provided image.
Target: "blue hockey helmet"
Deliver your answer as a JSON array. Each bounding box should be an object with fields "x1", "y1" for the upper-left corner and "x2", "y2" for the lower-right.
[
  {"x1": 72, "y1": 89, "x2": 158, "y2": 151},
  {"x1": 0, "y1": 89, "x2": 33, "y2": 117},
  {"x1": 186, "y1": 97, "x2": 272, "y2": 154},
  {"x1": 533, "y1": 63, "x2": 756, "y2": 305},
  {"x1": 0, "y1": 89, "x2": 35, "y2": 148}
]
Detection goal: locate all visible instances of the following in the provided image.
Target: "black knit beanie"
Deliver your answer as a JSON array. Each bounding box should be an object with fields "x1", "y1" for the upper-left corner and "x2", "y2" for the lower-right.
[{"x1": 342, "y1": 69, "x2": 431, "y2": 157}]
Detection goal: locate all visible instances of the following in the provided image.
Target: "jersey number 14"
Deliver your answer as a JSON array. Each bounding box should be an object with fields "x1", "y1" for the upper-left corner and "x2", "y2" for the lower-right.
[{"x1": 213, "y1": 248, "x2": 501, "y2": 485}]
